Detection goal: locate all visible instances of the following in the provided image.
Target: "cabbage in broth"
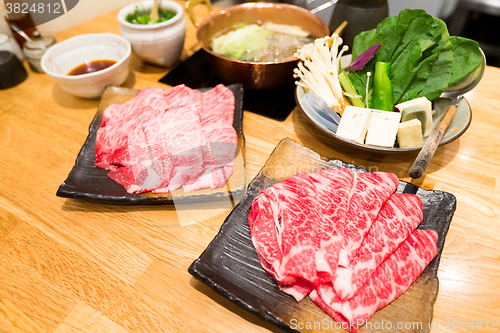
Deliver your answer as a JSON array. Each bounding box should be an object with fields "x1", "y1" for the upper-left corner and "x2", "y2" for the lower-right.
[{"x1": 211, "y1": 23, "x2": 314, "y2": 62}]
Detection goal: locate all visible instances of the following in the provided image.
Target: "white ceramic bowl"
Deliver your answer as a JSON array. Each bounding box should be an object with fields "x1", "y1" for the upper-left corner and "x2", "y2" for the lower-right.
[
  {"x1": 41, "y1": 33, "x2": 131, "y2": 99},
  {"x1": 117, "y1": 0, "x2": 186, "y2": 67}
]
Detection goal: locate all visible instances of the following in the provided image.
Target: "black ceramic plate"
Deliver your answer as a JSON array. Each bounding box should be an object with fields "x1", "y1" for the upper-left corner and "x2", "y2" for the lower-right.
[
  {"x1": 189, "y1": 138, "x2": 456, "y2": 332},
  {"x1": 56, "y1": 84, "x2": 247, "y2": 204}
]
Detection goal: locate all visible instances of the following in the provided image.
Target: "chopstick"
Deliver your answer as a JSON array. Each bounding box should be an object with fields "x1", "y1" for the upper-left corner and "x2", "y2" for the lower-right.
[{"x1": 333, "y1": 21, "x2": 348, "y2": 36}]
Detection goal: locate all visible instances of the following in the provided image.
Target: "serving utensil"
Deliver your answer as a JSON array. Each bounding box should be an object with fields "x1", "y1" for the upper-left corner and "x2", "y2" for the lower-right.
[
  {"x1": 409, "y1": 49, "x2": 486, "y2": 179},
  {"x1": 9, "y1": 23, "x2": 31, "y2": 41},
  {"x1": 150, "y1": 0, "x2": 159, "y2": 22},
  {"x1": 303, "y1": 90, "x2": 340, "y2": 131}
]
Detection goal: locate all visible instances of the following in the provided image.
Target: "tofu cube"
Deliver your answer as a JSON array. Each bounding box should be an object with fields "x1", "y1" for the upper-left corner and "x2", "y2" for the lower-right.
[
  {"x1": 395, "y1": 97, "x2": 433, "y2": 137},
  {"x1": 336, "y1": 106, "x2": 372, "y2": 144},
  {"x1": 397, "y1": 119, "x2": 424, "y2": 148},
  {"x1": 365, "y1": 110, "x2": 402, "y2": 147}
]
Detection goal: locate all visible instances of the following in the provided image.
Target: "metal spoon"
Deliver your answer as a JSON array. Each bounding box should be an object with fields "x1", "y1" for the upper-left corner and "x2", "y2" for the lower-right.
[
  {"x1": 150, "y1": 0, "x2": 160, "y2": 23},
  {"x1": 409, "y1": 49, "x2": 486, "y2": 179},
  {"x1": 9, "y1": 23, "x2": 31, "y2": 41}
]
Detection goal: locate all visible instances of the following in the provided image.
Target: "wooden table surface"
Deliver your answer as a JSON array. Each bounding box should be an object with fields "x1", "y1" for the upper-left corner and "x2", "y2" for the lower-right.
[{"x1": 1, "y1": 3, "x2": 500, "y2": 333}]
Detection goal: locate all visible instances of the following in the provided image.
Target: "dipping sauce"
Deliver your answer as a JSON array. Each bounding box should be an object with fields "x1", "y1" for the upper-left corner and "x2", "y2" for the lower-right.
[{"x1": 67, "y1": 60, "x2": 117, "y2": 75}]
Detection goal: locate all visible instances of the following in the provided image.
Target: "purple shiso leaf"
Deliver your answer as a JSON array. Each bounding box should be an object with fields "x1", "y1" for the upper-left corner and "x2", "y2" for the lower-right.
[{"x1": 345, "y1": 42, "x2": 382, "y2": 72}]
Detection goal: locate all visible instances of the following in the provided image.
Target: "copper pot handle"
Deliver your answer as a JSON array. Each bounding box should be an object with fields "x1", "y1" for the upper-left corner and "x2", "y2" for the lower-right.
[{"x1": 185, "y1": 0, "x2": 214, "y2": 27}]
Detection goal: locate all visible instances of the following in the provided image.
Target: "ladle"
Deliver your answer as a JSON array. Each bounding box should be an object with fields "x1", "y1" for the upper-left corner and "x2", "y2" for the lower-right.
[{"x1": 409, "y1": 49, "x2": 486, "y2": 179}]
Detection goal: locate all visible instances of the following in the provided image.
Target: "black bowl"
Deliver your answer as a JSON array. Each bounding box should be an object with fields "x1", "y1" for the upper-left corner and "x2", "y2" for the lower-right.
[{"x1": 0, "y1": 50, "x2": 27, "y2": 89}]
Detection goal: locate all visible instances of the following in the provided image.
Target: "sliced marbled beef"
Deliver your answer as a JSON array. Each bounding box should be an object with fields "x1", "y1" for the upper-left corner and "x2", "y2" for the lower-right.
[
  {"x1": 269, "y1": 173, "x2": 320, "y2": 287},
  {"x1": 336, "y1": 172, "x2": 400, "y2": 268},
  {"x1": 333, "y1": 193, "x2": 423, "y2": 300},
  {"x1": 95, "y1": 84, "x2": 236, "y2": 194},
  {"x1": 248, "y1": 173, "x2": 321, "y2": 301},
  {"x1": 96, "y1": 88, "x2": 204, "y2": 193},
  {"x1": 152, "y1": 103, "x2": 205, "y2": 193},
  {"x1": 96, "y1": 88, "x2": 168, "y2": 170},
  {"x1": 248, "y1": 188, "x2": 296, "y2": 285},
  {"x1": 248, "y1": 168, "x2": 437, "y2": 330},
  {"x1": 312, "y1": 229, "x2": 438, "y2": 332},
  {"x1": 183, "y1": 84, "x2": 237, "y2": 191},
  {"x1": 307, "y1": 168, "x2": 353, "y2": 282}
]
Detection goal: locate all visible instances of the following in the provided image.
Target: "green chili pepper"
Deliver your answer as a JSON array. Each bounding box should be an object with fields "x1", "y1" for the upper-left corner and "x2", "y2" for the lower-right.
[{"x1": 372, "y1": 61, "x2": 394, "y2": 111}]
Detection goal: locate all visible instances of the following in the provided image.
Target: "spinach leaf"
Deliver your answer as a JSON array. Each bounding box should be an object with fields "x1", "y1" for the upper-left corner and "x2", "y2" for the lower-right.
[
  {"x1": 389, "y1": 16, "x2": 442, "y2": 103},
  {"x1": 351, "y1": 28, "x2": 377, "y2": 59},
  {"x1": 347, "y1": 8, "x2": 478, "y2": 107},
  {"x1": 406, "y1": 18, "x2": 453, "y2": 102},
  {"x1": 448, "y1": 36, "x2": 483, "y2": 86}
]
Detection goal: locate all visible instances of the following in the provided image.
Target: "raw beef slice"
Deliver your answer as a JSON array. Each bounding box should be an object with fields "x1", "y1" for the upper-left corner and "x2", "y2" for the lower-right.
[
  {"x1": 97, "y1": 90, "x2": 205, "y2": 194},
  {"x1": 248, "y1": 168, "x2": 438, "y2": 332},
  {"x1": 336, "y1": 172, "x2": 400, "y2": 268},
  {"x1": 183, "y1": 84, "x2": 237, "y2": 192},
  {"x1": 313, "y1": 229, "x2": 438, "y2": 333},
  {"x1": 306, "y1": 168, "x2": 353, "y2": 282},
  {"x1": 249, "y1": 172, "x2": 323, "y2": 301},
  {"x1": 334, "y1": 193, "x2": 424, "y2": 300},
  {"x1": 95, "y1": 84, "x2": 236, "y2": 194},
  {"x1": 269, "y1": 173, "x2": 320, "y2": 287},
  {"x1": 248, "y1": 188, "x2": 297, "y2": 285},
  {"x1": 152, "y1": 103, "x2": 205, "y2": 193},
  {"x1": 97, "y1": 103, "x2": 177, "y2": 193},
  {"x1": 96, "y1": 88, "x2": 171, "y2": 170}
]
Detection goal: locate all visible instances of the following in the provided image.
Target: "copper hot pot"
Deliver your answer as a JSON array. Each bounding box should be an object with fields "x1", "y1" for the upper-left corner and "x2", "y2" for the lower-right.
[{"x1": 186, "y1": 0, "x2": 329, "y2": 90}]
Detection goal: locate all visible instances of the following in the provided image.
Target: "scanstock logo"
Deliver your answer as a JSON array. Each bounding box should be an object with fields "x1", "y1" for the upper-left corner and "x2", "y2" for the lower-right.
[{"x1": 5, "y1": 0, "x2": 79, "y2": 28}]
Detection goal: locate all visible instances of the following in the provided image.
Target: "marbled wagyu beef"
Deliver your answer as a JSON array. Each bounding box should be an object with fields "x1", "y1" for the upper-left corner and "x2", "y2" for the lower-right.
[
  {"x1": 248, "y1": 168, "x2": 438, "y2": 332},
  {"x1": 95, "y1": 84, "x2": 237, "y2": 194}
]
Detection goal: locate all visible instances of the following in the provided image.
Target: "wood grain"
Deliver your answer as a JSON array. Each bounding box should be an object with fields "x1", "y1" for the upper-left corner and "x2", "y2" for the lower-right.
[{"x1": 0, "y1": 2, "x2": 499, "y2": 332}]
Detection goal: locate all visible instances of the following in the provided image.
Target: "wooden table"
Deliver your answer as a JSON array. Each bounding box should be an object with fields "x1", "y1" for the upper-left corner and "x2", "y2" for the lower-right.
[{"x1": 1, "y1": 3, "x2": 500, "y2": 333}]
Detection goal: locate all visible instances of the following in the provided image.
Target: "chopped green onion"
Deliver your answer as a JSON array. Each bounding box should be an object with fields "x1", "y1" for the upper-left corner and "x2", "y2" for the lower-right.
[{"x1": 339, "y1": 71, "x2": 364, "y2": 108}]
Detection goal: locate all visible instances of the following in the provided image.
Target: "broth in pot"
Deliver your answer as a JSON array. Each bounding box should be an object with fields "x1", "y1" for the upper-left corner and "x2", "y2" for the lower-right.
[
  {"x1": 211, "y1": 22, "x2": 314, "y2": 63},
  {"x1": 190, "y1": 2, "x2": 330, "y2": 90}
]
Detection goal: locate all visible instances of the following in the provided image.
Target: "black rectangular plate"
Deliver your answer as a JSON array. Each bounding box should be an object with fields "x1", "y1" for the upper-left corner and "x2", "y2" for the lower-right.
[
  {"x1": 56, "y1": 84, "x2": 246, "y2": 204},
  {"x1": 189, "y1": 138, "x2": 456, "y2": 332}
]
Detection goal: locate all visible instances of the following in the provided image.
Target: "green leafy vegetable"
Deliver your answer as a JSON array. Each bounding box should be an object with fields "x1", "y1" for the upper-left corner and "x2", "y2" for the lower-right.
[
  {"x1": 211, "y1": 24, "x2": 273, "y2": 61},
  {"x1": 347, "y1": 8, "x2": 481, "y2": 107},
  {"x1": 448, "y1": 36, "x2": 483, "y2": 86},
  {"x1": 125, "y1": 7, "x2": 176, "y2": 25}
]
